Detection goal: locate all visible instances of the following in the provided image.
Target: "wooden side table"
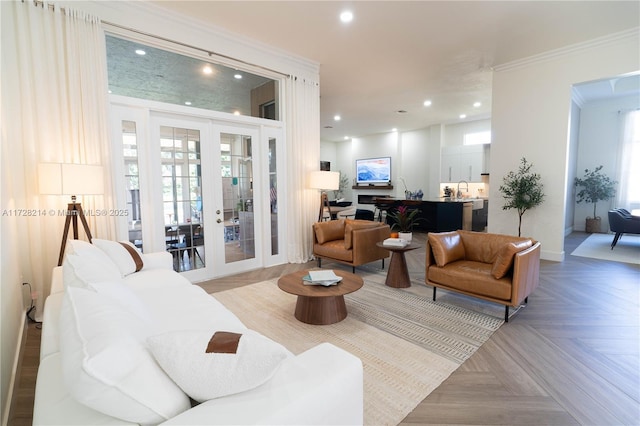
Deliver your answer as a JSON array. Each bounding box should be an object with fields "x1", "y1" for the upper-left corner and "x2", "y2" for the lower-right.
[
  {"x1": 376, "y1": 242, "x2": 420, "y2": 288},
  {"x1": 277, "y1": 270, "x2": 364, "y2": 325}
]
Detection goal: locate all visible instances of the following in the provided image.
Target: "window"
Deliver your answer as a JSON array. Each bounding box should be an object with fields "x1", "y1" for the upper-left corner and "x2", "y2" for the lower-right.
[
  {"x1": 464, "y1": 131, "x2": 491, "y2": 145},
  {"x1": 617, "y1": 110, "x2": 640, "y2": 209}
]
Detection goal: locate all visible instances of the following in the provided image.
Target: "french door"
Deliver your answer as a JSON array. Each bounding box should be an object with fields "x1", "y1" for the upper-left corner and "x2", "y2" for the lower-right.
[
  {"x1": 112, "y1": 101, "x2": 284, "y2": 282},
  {"x1": 210, "y1": 124, "x2": 262, "y2": 275}
]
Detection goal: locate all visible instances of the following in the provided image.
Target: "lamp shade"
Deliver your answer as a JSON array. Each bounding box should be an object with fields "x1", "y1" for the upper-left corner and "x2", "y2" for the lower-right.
[
  {"x1": 309, "y1": 171, "x2": 340, "y2": 191},
  {"x1": 38, "y1": 163, "x2": 104, "y2": 195}
]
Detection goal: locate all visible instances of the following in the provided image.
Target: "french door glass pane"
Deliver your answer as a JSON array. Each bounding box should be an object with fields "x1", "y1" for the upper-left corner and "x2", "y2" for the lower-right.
[
  {"x1": 221, "y1": 133, "x2": 255, "y2": 263},
  {"x1": 122, "y1": 120, "x2": 143, "y2": 250},
  {"x1": 269, "y1": 137, "x2": 279, "y2": 255},
  {"x1": 160, "y1": 125, "x2": 204, "y2": 272}
]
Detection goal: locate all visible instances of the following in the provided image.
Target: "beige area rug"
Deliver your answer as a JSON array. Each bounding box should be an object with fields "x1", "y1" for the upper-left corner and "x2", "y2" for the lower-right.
[
  {"x1": 214, "y1": 279, "x2": 503, "y2": 425},
  {"x1": 571, "y1": 233, "x2": 640, "y2": 265}
]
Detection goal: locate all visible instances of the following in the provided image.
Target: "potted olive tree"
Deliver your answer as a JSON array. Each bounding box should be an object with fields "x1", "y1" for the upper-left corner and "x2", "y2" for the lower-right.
[
  {"x1": 574, "y1": 165, "x2": 617, "y2": 233},
  {"x1": 499, "y1": 157, "x2": 545, "y2": 237}
]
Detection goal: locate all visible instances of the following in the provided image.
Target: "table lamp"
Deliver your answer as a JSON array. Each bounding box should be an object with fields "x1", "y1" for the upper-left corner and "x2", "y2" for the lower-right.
[
  {"x1": 38, "y1": 163, "x2": 104, "y2": 265},
  {"x1": 309, "y1": 171, "x2": 340, "y2": 222}
]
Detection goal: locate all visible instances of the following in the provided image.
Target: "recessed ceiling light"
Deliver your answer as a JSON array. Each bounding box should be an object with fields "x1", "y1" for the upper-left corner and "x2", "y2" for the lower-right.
[
  {"x1": 423, "y1": 100, "x2": 432, "y2": 107},
  {"x1": 391, "y1": 128, "x2": 398, "y2": 132},
  {"x1": 233, "y1": 111, "x2": 241, "y2": 115},
  {"x1": 334, "y1": 115, "x2": 341, "y2": 121},
  {"x1": 459, "y1": 114, "x2": 467, "y2": 119},
  {"x1": 135, "y1": 49, "x2": 146, "y2": 56},
  {"x1": 473, "y1": 101, "x2": 482, "y2": 108},
  {"x1": 344, "y1": 136, "x2": 350, "y2": 140},
  {"x1": 203, "y1": 65, "x2": 213, "y2": 75},
  {"x1": 234, "y1": 73, "x2": 242, "y2": 79},
  {"x1": 185, "y1": 101, "x2": 192, "y2": 106},
  {"x1": 340, "y1": 11, "x2": 353, "y2": 23}
]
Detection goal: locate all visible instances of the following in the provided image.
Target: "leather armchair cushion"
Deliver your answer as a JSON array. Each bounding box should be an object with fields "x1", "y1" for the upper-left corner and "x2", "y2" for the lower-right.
[
  {"x1": 314, "y1": 220, "x2": 346, "y2": 244},
  {"x1": 428, "y1": 231, "x2": 465, "y2": 267},
  {"x1": 344, "y1": 219, "x2": 383, "y2": 250},
  {"x1": 459, "y1": 230, "x2": 531, "y2": 264},
  {"x1": 491, "y1": 239, "x2": 533, "y2": 279},
  {"x1": 313, "y1": 240, "x2": 353, "y2": 262},
  {"x1": 428, "y1": 261, "x2": 512, "y2": 301}
]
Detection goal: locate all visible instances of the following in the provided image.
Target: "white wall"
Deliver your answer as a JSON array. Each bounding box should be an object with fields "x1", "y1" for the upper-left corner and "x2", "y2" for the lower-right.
[
  {"x1": 573, "y1": 94, "x2": 640, "y2": 231},
  {"x1": 565, "y1": 100, "x2": 581, "y2": 235},
  {"x1": 490, "y1": 30, "x2": 639, "y2": 261},
  {"x1": 400, "y1": 126, "x2": 441, "y2": 199}
]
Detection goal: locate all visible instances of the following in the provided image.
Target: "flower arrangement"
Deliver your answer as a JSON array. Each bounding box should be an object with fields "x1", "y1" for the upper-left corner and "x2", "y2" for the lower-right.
[{"x1": 387, "y1": 205, "x2": 422, "y2": 233}]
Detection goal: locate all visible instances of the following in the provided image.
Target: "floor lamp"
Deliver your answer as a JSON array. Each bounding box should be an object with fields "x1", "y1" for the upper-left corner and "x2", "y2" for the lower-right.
[
  {"x1": 38, "y1": 163, "x2": 104, "y2": 266},
  {"x1": 309, "y1": 171, "x2": 340, "y2": 222}
]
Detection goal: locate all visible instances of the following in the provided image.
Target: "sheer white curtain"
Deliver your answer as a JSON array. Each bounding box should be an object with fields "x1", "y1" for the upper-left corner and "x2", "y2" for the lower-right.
[
  {"x1": 1, "y1": 1, "x2": 115, "y2": 315},
  {"x1": 284, "y1": 75, "x2": 321, "y2": 263},
  {"x1": 616, "y1": 109, "x2": 640, "y2": 211}
]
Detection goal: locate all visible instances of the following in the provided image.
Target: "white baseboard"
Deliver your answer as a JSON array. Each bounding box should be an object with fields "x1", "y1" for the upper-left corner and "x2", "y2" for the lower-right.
[
  {"x1": 2, "y1": 310, "x2": 27, "y2": 426},
  {"x1": 564, "y1": 226, "x2": 574, "y2": 236},
  {"x1": 541, "y1": 249, "x2": 565, "y2": 262}
]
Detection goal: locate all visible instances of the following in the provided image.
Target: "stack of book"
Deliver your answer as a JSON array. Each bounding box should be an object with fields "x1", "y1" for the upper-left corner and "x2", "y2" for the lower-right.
[
  {"x1": 302, "y1": 270, "x2": 342, "y2": 286},
  {"x1": 382, "y1": 238, "x2": 409, "y2": 248}
]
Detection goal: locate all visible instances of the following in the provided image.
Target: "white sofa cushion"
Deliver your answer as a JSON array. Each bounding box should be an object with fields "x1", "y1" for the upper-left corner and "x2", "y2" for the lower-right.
[
  {"x1": 147, "y1": 329, "x2": 291, "y2": 402},
  {"x1": 59, "y1": 286, "x2": 190, "y2": 424},
  {"x1": 93, "y1": 239, "x2": 144, "y2": 277},
  {"x1": 63, "y1": 241, "x2": 121, "y2": 289}
]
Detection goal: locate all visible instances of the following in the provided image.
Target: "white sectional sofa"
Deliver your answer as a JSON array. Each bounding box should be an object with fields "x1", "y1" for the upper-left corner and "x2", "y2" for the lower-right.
[{"x1": 34, "y1": 239, "x2": 363, "y2": 425}]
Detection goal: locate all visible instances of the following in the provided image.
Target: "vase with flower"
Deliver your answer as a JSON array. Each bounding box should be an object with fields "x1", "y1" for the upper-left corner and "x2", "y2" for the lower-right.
[{"x1": 386, "y1": 205, "x2": 422, "y2": 242}]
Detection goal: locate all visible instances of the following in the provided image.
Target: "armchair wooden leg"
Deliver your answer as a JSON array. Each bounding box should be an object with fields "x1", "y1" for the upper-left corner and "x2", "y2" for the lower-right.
[
  {"x1": 317, "y1": 258, "x2": 321, "y2": 268},
  {"x1": 505, "y1": 305, "x2": 510, "y2": 322},
  {"x1": 432, "y1": 287, "x2": 436, "y2": 301}
]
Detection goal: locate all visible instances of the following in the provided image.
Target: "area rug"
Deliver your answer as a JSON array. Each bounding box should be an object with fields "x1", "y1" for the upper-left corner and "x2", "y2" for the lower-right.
[
  {"x1": 214, "y1": 279, "x2": 503, "y2": 425},
  {"x1": 571, "y1": 233, "x2": 640, "y2": 265}
]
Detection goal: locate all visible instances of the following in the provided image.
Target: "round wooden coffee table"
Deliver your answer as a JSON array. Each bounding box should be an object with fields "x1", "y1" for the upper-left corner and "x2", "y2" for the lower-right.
[
  {"x1": 277, "y1": 270, "x2": 363, "y2": 325},
  {"x1": 376, "y1": 242, "x2": 421, "y2": 288}
]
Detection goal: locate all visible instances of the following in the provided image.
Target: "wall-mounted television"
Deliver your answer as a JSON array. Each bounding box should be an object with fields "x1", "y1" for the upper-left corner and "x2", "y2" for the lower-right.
[{"x1": 356, "y1": 157, "x2": 391, "y2": 185}]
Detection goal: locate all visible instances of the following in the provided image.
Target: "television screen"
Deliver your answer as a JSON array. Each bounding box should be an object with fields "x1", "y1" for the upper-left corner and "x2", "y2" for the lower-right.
[{"x1": 356, "y1": 157, "x2": 391, "y2": 184}]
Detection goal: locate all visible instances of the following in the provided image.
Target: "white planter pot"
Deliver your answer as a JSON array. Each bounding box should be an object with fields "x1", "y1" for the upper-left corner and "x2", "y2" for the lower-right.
[{"x1": 398, "y1": 232, "x2": 412, "y2": 242}]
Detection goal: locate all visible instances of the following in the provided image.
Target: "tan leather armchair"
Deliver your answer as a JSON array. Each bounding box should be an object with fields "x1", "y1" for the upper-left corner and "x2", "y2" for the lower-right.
[
  {"x1": 425, "y1": 230, "x2": 541, "y2": 321},
  {"x1": 313, "y1": 219, "x2": 390, "y2": 272}
]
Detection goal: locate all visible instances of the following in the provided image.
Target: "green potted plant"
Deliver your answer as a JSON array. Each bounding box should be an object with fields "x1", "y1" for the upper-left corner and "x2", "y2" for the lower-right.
[
  {"x1": 387, "y1": 205, "x2": 422, "y2": 242},
  {"x1": 499, "y1": 157, "x2": 545, "y2": 237},
  {"x1": 574, "y1": 165, "x2": 617, "y2": 233}
]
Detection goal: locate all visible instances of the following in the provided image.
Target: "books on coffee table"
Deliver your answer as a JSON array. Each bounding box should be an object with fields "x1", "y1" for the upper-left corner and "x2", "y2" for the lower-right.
[
  {"x1": 382, "y1": 238, "x2": 409, "y2": 248},
  {"x1": 303, "y1": 270, "x2": 342, "y2": 286}
]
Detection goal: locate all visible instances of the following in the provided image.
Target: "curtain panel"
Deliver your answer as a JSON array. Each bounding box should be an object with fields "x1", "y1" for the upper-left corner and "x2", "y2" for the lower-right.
[
  {"x1": 1, "y1": 0, "x2": 115, "y2": 316},
  {"x1": 284, "y1": 75, "x2": 321, "y2": 263},
  {"x1": 616, "y1": 110, "x2": 640, "y2": 211}
]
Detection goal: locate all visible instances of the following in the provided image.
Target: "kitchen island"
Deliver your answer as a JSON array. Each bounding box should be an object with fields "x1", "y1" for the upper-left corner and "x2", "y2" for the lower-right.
[{"x1": 374, "y1": 198, "x2": 486, "y2": 232}]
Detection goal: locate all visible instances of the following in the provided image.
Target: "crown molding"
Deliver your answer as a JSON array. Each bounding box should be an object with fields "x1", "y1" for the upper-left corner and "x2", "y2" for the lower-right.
[
  {"x1": 571, "y1": 87, "x2": 586, "y2": 108},
  {"x1": 493, "y1": 28, "x2": 640, "y2": 73}
]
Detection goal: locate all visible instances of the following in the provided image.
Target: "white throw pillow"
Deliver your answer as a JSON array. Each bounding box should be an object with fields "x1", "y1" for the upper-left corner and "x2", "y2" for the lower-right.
[
  {"x1": 59, "y1": 287, "x2": 190, "y2": 424},
  {"x1": 88, "y1": 280, "x2": 155, "y2": 325},
  {"x1": 63, "y1": 247, "x2": 121, "y2": 290},
  {"x1": 93, "y1": 239, "x2": 144, "y2": 277},
  {"x1": 147, "y1": 329, "x2": 292, "y2": 402}
]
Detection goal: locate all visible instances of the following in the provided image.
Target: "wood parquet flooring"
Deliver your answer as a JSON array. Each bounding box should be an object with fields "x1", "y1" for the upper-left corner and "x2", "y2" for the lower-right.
[{"x1": 8, "y1": 232, "x2": 640, "y2": 425}]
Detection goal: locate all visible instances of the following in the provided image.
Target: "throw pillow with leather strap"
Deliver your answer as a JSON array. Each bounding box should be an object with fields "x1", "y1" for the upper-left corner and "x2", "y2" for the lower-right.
[
  {"x1": 344, "y1": 219, "x2": 381, "y2": 250},
  {"x1": 428, "y1": 231, "x2": 466, "y2": 267},
  {"x1": 314, "y1": 219, "x2": 346, "y2": 244},
  {"x1": 491, "y1": 239, "x2": 533, "y2": 279}
]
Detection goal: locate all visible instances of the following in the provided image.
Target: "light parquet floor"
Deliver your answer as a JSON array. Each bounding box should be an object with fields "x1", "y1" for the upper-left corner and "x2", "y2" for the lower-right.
[{"x1": 8, "y1": 232, "x2": 640, "y2": 425}]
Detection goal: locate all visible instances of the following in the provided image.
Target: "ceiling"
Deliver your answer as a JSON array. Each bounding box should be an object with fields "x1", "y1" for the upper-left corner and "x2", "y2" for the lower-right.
[{"x1": 147, "y1": 1, "x2": 639, "y2": 142}]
